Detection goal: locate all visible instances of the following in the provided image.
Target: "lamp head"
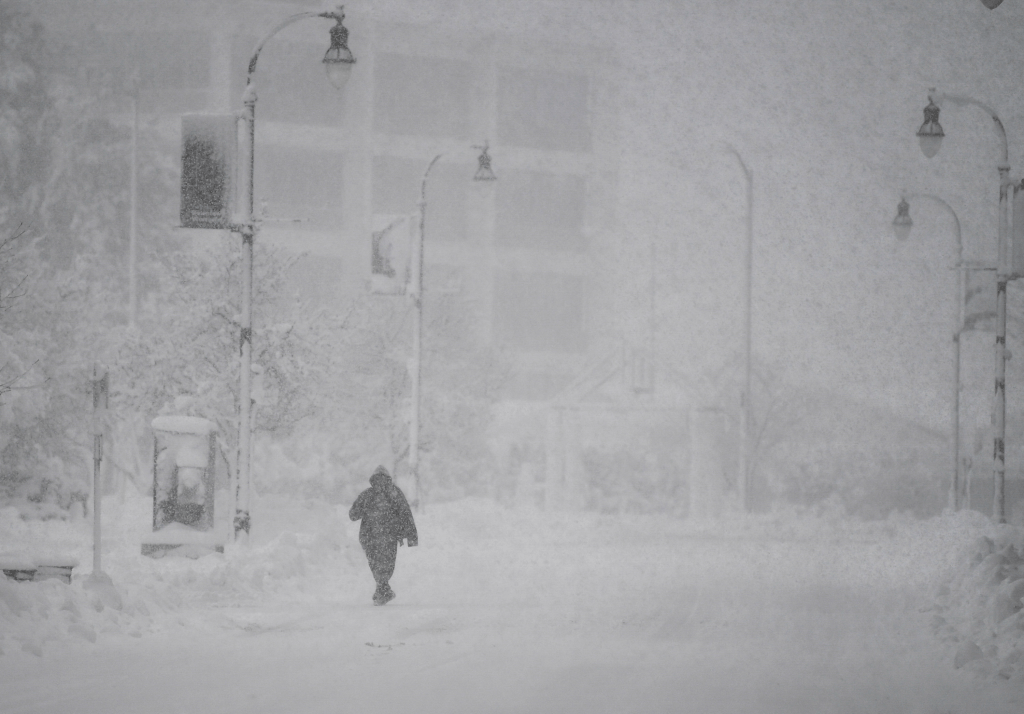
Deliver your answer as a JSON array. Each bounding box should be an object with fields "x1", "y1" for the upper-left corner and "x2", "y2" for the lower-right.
[
  {"x1": 892, "y1": 198, "x2": 913, "y2": 242},
  {"x1": 323, "y1": 8, "x2": 355, "y2": 90},
  {"x1": 917, "y1": 98, "x2": 944, "y2": 159},
  {"x1": 981, "y1": 0, "x2": 1004, "y2": 9},
  {"x1": 473, "y1": 142, "x2": 497, "y2": 181}
]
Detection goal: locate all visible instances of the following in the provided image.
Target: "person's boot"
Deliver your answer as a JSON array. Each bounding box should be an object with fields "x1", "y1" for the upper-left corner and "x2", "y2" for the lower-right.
[{"x1": 379, "y1": 584, "x2": 395, "y2": 605}]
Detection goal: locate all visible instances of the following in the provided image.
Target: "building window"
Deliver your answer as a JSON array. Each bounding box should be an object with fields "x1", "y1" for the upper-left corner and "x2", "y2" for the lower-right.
[
  {"x1": 373, "y1": 53, "x2": 471, "y2": 139},
  {"x1": 496, "y1": 170, "x2": 586, "y2": 251},
  {"x1": 233, "y1": 36, "x2": 347, "y2": 126},
  {"x1": 254, "y1": 145, "x2": 343, "y2": 227},
  {"x1": 426, "y1": 264, "x2": 464, "y2": 294},
  {"x1": 373, "y1": 155, "x2": 469, "y2": 242},
  {"x1": 497, "y1": 68, "x2": 590, "y2": 152},
  {"x1": 494, "y1": 271, "x2": 586, "y2": 353},
  {"x1": 286, "y1": 254, "x2": 347, "y2": 304},
  {"x1": 62, "y1": 30, "x2": 210, "y2": 113}
]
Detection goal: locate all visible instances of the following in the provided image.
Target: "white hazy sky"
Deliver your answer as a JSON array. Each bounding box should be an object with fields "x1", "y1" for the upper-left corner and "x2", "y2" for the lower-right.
[
  {"x1": 30, "y1": 0, "x2": 1024, "y2": 438},
  {"x1": 354, "y1": 0, "x2": 1024, "y2": 433}
]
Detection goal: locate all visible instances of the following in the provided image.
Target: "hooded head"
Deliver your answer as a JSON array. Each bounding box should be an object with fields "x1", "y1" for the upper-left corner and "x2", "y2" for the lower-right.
[{"x1": 370, "y1": 465, "x2": 392, "y2": 490}]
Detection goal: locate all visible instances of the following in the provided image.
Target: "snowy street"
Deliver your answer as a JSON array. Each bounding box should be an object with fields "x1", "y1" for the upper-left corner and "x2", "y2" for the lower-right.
[
  {"x1": 9, "y1": 1, "x2": 1024, "y2": 712},
  {"x1": 2, "y1": 497, "x2": 1022, "y2": 714}
]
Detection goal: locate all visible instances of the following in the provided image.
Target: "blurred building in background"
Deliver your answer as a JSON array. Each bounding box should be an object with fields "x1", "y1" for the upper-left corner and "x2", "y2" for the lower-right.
[
  {"x1": 30, "y1": 0, "x2": 990, "y2": 518},
  {"x1": 37, "y1": 0, "x2": 620, "y2": 403}
]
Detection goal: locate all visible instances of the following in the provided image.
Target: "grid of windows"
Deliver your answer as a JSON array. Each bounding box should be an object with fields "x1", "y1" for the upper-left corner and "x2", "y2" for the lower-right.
[
  {"x1": 493, "y1": 271, "x2": 586, "y2": 353},
  {"x1": 372, "y1": 156, "x2": 470, "y2": 242},
  {"x1": 373, "y1": 53, "x2": 472, "y2": 139},
  {"x1": 254, "y1": 145, "x2": 344, "y2": 226},
  {"x1": 497, "y1": 68, "x2": 590, "y2": 152},
  {"x1": 496, "y1": 170, "x2": 587, "y2": 251},
  {"x1": 59, "y1": 30, "x2": 210, "y2": 113}
]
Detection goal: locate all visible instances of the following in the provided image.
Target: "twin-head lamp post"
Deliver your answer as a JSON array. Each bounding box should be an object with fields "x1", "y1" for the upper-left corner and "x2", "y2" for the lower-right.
[{"x1": 911, "y1": 89, "x2": 1014, "y2": 524}]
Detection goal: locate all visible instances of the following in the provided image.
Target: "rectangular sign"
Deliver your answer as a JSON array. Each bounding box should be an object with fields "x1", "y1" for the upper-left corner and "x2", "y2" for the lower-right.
[
  {"x1": 180, "y1": 114, "x2": 237, "y2": 230},
  {"x1": 963, "y1": 267, "x2": 996, "y2": 333},
  {"x1": 370, "y1": 213, "x2": 413, "y2": 294}
]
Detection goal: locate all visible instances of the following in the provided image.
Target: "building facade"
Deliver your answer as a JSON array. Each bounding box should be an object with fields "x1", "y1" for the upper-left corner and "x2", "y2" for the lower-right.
[{"x1": 38, "y1": 0, "x2": 621, "y2": 405}]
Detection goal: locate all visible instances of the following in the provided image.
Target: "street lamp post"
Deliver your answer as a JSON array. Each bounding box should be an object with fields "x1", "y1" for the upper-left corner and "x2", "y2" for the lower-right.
[
  {"x1": 129, "y1": 75, "x2": 139, "y2": 329},
  {"x1": 231, "y1": 6, "x2": 354, "y2": 541},
  {"x1": 408, "y1": 144, "x2": 496, "y2": 509},
  {"x1": 892, "y1": 194, "x2": 966, "y2": 510},
  {"x1": 721, "y1": 143, "x2": 753, "y2": 514},
  {"x1": 916, "y1": 89, "x2": 1011, "y2": 523}
]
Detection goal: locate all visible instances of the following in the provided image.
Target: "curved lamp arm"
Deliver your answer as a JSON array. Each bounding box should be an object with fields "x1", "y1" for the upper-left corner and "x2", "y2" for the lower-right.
[
  {"x1": 247, "y1": 7, "x2": 347, "y2": 82},
  {"x1": 410, "y1": 143, "x2": 495, "y2": 303},
  {"x1": 897, "y1": 191, "x2": 968, "y2": 511},
  {"x1": 420, "y1": 153, "x2": 446, "y2": 207},
  {"x1": 721, "y1": 142, "x2": 752, "y2": 185},
  {"x1": 929, "y1": 89, "x2": 1009, "y2": 168},
  {"x1": 900, "y1": 192, "x2": 964, "y2": 268}
]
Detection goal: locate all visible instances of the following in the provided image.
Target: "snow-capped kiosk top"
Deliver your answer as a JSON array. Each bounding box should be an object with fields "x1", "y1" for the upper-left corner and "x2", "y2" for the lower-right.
[{"x1": 151, "y1": 416, "x2": 217, "y2": 436}]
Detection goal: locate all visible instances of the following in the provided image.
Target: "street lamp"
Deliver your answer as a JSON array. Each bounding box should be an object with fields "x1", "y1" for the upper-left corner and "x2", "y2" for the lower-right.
[
  {"x1": 720, "y1": 142, "x2": 754, "y2": 514},
  {"x1": 915, "y1": 99, "x2": 944, "y2": 160},
  {"x1": 892, "y1": 198, "x2": 913, "y2": 242},
  {"x1": 891, "y1": 194, "x2": 966, "y2": 510},
  {"x1": 232, "y1": 6, "x2": 354, "y2": 541},
  {"x1": 408, "y1": 143, "x2": 495, "y2": 509},
  {"x1": 916, "y1": 88, "x2": 1011, "y2": 523}
]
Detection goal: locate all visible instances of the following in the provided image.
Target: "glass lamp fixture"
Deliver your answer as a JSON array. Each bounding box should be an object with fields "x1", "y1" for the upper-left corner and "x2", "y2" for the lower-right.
[
  {"x1": 917, "y1": 98, "x2": 944, "y2": 159},
  {"x1": 473, "y1": 143, "x2": 497, "y2": 181},
  {"x1": 323, "y1": 11, "x2": 356, "y2": 90},
  {"x1": 981, "y1": 0, "x2": 1004, "y2": 9},
  {"x1": 892, "y1": 198, "x2": 913, "y2": 242}
]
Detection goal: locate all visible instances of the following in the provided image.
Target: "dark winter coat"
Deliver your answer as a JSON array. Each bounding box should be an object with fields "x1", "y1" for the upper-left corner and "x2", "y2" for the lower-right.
[{"x1": 348, "y1": 466, "x2": 418, "y2": 548}]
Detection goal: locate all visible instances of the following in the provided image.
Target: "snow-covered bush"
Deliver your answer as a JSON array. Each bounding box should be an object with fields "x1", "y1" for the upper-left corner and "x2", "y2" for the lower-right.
[
  {"x1": 582, "y1": 448, "x2": 686, "y2": 515},
  {"x1": 930, "y1": 514, "x2": 1024, "y2": 681}
]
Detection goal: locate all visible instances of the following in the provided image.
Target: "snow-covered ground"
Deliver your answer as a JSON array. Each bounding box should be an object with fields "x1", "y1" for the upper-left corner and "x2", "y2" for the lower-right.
[{"x1": 1, "y1": 492, "x2": 1022, "y2": 713}]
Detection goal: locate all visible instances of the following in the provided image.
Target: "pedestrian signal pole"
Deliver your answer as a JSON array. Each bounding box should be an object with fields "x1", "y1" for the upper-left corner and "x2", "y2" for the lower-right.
[{"x1": 91, "y1": 366, "x2": 108, "y2": 576}]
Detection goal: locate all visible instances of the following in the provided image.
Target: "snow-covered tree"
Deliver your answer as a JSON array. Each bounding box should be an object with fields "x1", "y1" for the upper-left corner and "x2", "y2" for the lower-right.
[{"x1": 0, "y1": 1, "x2": 178, "y2": 511}]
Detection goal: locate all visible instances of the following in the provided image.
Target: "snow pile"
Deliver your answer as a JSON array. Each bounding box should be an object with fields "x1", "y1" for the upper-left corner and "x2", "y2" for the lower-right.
[
  {"x1": 0, "y1": 495, "x2": 369, "y2": 657},
  {"x1": 4, "y1": 485, "x2": 1023, "y2": 688},
  {"x1": 0, "y1": 576, "x2": 153, "y2": 657},
  {"x1": 929, "y1": 510, "x2": 1024, "y2": 681},
  {"x1": 0, "y1": 505, "x2": 168, "y2": 657},
  {"x1": 131, "y1": 503, "x2": 368, "y2": 609}
]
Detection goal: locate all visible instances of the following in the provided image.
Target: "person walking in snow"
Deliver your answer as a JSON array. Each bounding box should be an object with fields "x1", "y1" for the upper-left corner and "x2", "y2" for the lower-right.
[{"x1": 348, "y1": 465, "x2": 418, "y2": 605}]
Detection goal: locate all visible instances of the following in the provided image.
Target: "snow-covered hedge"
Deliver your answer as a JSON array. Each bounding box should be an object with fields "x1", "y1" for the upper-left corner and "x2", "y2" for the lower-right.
[{"x1": 929, "y1": 511, "x2": 1024, "y2": 682}]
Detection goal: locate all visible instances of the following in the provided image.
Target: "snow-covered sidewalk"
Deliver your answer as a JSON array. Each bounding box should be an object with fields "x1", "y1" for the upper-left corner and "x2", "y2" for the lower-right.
[{"x1": 1, "y1": 495, "x2": 1022, "y2": 713}]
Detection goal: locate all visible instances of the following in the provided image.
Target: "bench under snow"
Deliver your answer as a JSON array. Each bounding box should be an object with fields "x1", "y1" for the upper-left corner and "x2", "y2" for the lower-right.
[{"x1": 0, "y1": 554, "x2": 79, "y2": 584}]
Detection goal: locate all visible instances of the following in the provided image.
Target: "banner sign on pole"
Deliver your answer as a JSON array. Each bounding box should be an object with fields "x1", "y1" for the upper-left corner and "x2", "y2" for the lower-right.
[
  {"x1": 370, "y1": 213, "x2": 413, "y2": 295},
  {"x1": 1012, "y1": 183, "x2": 1024, "y2": 278},
  {"x1": 963, "y1": 267, "x2": 997, "y2": 333},
  {"x1": 180, "y1": 114, "x2": 237, "y2": 230}
]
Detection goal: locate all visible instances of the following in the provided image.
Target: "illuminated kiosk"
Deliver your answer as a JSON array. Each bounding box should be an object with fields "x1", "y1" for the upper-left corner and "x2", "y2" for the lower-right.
[{"x1": 141, "y1": 416, "x2": 228, "y2": 557}]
